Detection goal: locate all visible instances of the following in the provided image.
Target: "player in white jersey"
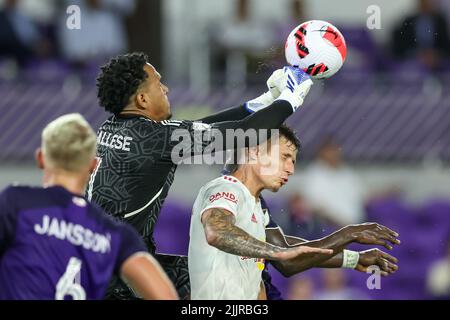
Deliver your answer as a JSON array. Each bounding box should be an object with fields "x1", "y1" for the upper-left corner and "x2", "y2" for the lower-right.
[{"x1": 189, "y1": 125, "x2": 334, "y2": 300}]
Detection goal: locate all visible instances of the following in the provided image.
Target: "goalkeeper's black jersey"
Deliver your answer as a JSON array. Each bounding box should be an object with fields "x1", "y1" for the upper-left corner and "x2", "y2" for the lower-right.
[{"x1": 87, "y1": 114, "x2": 205, "y2": 253}]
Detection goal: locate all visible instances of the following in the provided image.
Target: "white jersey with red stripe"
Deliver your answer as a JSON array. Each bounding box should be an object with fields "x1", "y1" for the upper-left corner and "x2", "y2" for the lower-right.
[{"x1": 188, "y1": 175, "x2": 270, "y2": 300}]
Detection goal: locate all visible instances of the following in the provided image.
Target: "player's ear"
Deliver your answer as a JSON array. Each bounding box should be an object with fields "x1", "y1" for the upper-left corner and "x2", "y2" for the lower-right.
[
  {"x1": 135, "y1": 92, "x2": 149, "y2": 110},
  {"x1": 35, "y1": 148, "x2": 44, "y2": 169},
  {"x1": 136, "y1": 92, "x2": 147, "y2": 109}
]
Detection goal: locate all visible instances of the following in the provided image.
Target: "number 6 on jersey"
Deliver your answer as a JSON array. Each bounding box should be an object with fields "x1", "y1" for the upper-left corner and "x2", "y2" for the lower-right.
[{"x1": 55, "y1": 257, "x2": 86, "y2": 300}]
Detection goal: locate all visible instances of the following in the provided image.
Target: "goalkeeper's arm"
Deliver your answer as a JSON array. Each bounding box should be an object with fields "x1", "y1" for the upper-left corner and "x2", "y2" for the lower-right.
[
  {"x1": 197, "y1": 69, "x2": 288, "y2": 124},
  {"x1": 209, "y1": 67, "x2": 313, "y2": 147}
]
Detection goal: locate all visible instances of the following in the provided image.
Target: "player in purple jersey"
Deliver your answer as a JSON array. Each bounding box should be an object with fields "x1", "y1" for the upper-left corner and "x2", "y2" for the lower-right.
[{"x1": 0, "y1": 114, "x2": 178, "y2": 300}]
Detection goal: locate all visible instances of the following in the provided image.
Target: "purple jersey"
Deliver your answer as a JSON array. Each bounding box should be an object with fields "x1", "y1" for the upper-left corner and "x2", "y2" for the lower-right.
[
  {"x1": 0, "y1": 185, "x2": 146, "y2": 300},
  {"x1": 260, "y1": 196, "x2": 283, "y2": 300}
]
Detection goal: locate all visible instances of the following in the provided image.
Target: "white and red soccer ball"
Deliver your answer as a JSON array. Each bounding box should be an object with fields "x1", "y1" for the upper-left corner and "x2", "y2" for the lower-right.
[{"x1": 285, "y1": 20, "x2": 347, "y2": 79}]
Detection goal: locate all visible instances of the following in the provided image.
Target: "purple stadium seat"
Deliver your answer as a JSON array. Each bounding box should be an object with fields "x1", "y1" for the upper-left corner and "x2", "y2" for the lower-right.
[
  {"x1": 419, "y1": 199, "x2": 450, "y2": 229},
  {"x1": 22, "y1": 59, "x2": 70, "y2": 83}
]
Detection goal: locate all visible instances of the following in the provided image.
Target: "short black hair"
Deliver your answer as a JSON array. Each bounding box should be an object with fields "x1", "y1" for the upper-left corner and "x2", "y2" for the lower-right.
[
  {"x1": 96, "y1": 52, "x2": 149, "y2": 114},
  {"x1": 278, "y1": 124, "x2": 302, "y2": 152},
  {"x1": 222, "y1": 124, "x2": 302, "y2": 174}
]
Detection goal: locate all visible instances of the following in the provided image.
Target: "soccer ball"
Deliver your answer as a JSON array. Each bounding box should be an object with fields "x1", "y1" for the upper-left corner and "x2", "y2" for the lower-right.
[{"x1": 285, "y1": 20, "x2": 347, "y2": 79}]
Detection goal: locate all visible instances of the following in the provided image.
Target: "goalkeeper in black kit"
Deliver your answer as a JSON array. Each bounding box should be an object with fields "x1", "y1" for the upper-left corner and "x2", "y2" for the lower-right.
[{"x1": 87, "y1": 52, "x2": 313, "y2": 299}]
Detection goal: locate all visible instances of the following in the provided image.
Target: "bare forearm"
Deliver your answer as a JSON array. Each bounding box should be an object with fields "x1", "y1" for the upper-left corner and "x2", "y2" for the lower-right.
[
  {"x1": 268, "y1": 221, "x2": 400, "y2": 276},
  {"x1": 271, "y1": 247, "x2": 346, "y2": 276},
  {"x1": 317, "y1": 252, "x2": 344, "y2": 268},
  {"x1": 284, "y1": 235, "x2": 307, "y2": 246},
  {"x1": 288, "y1": 238, "x2": 345, "y2": 266},
  {"x1": 203, "y1": 208, "x2": 334, "y2": 263},
  {"x1": 209, "y1": 223, "x2": 284, "y2": 260},
  {"x1": 284, "y1": 235, "x2": 344, "y2": 267},
  {"x1": 282, "y1": 228, "x2": 351, "y2": 252},
  {"x1": 270, "y1": 228, "x2": 352, "y2": 276},
  {"x1": 204, "y1": 209, "x2": 284, "y2": 260}
]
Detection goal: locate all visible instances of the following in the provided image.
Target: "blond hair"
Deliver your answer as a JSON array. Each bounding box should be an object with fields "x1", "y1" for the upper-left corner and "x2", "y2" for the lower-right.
[{"x1": 42, "y1": 113, "x2": 97, "y2": 172}]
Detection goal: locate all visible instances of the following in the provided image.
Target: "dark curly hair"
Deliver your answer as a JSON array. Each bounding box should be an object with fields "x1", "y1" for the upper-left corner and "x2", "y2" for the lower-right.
[{"x1": 96, "y1": 52, "x2": 149, "y2": 114}]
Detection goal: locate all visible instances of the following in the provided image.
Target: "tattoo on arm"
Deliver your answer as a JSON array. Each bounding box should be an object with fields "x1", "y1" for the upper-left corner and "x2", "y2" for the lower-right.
[{"x1": 202, "y1": 208, "x2": 283, "y2": 260}]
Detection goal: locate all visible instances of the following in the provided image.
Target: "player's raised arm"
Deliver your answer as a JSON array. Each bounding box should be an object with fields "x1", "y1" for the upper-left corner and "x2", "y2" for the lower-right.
[
  {"x1": 265, "y1": 222, "x2": 400, "y2": 277},
  {"x1": 201, "y1": 207, "x2": 333, "y2": 261},
  {"x1": 197, "y1": 69, "x2": 287, "y2": 123},
  {"x1": 208, "y1": 67, "x2": 313, "y2": 136},
  {"x1": 167, "y1": 67, "x2": 314, "y2": 162},
  {"x1": 120, "y1": 252, "x2": 178, "y2": 300}
]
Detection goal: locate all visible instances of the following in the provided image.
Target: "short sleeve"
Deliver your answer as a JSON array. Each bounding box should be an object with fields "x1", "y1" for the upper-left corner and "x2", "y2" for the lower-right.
[
  {"x1": 197, "y1": 178, "x2": 243, "y2": 219},
  {"x1": 0, "y1": 187, "x2": 18, "y2": 255},
  {"x1": 114, "y1": 223, "x2": 148, "y2": 274}
]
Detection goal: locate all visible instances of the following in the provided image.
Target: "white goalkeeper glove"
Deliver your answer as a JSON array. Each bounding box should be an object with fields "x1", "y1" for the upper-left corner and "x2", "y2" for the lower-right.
[
  {"x1": 267, "y1": 68, "x2": 286, "y2": 99},
  {"x1": 275, "y1": 66, "x2": 313, "y2": 112},
  {"x1": 244, "y1": 68, "x2": 289, "y2": 113}
]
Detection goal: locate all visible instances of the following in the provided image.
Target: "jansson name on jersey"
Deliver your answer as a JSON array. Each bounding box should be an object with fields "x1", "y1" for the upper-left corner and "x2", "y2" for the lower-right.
[
  {"x1": 97, "y1": 131, "x2": 133, "y2": 152},
  {"x1": 34, "y1": 215, "x2": 112, "y2": 253}
]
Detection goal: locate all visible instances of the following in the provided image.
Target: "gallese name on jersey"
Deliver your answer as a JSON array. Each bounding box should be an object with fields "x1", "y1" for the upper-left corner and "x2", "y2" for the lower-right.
[{"x1": 97, "y1": 130, "x2": 133, "y2": 152}]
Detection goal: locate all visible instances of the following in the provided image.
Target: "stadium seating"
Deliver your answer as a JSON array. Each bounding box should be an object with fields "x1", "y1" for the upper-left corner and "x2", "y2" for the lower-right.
[{"x1": 1, "y1": 59, "x2": 450, "y2": 163}]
